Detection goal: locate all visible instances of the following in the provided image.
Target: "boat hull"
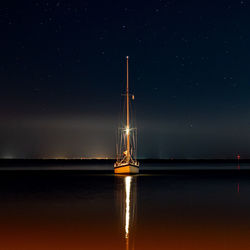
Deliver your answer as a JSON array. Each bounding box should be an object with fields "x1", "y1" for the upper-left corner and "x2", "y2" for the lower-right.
[{"x1": 114, "y1": 164, "x2": 139, "y2": 174}]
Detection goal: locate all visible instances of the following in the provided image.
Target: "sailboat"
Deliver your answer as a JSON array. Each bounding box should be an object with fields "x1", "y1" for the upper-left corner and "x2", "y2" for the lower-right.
[{"x1": 114, "y1": 56, "x2": 139, "y2": 174}]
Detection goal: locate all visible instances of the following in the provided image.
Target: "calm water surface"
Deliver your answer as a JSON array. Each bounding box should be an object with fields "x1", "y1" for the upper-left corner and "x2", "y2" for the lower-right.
[{"x1": 0, "y1": 163, "x2": 249, "y2": 250}]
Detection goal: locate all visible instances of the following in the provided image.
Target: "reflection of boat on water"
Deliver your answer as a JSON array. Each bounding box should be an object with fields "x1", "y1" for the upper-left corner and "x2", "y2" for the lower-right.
[
  {"x1": 115, "y1": 175, "x2": 137, "y2": 250},
  {"x1": 114, "y1": 56, "x2": 139, "y2": 174}
]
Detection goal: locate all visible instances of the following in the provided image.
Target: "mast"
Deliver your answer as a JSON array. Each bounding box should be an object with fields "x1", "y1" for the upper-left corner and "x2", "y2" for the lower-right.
[{"x1": 126, "y1": 56, "x2": 130, "y2": 161}]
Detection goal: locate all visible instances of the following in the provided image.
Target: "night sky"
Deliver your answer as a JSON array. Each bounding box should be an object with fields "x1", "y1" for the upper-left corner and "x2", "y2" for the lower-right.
[{"x1": 1, "y1": 0, "x2": 250, "y2": 159}]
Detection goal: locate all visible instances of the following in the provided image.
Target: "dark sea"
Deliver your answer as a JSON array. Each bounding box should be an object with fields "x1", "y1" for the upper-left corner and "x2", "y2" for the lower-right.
[{"x1": 0, "y1": 162, "x2": 249, "y2": 250}]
